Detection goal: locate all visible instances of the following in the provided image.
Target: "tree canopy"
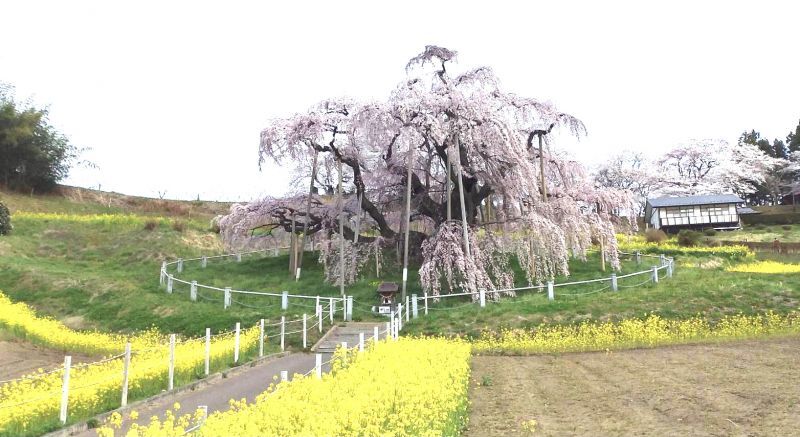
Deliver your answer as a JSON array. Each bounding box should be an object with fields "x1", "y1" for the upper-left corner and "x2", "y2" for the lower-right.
[
  {"x1": 220, "y1": 46, "x2": 635, "y2": 298},
  {"x1": 0, "y1": 84, "x2": 82, "y2": 193}
]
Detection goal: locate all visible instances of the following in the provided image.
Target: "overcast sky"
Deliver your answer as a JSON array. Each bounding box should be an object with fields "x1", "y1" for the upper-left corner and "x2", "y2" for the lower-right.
[{"x1": 3, "y1": 1, "x2": 798, "y2": 201}]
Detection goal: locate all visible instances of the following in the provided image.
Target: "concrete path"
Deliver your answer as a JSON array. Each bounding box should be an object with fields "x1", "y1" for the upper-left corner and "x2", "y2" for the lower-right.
[{"x1": 71, "y1": 322, "x2": 384, "y2": 436}]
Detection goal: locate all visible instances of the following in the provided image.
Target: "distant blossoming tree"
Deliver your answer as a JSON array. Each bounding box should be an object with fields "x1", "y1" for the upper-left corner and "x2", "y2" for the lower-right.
[
  {"x1": 654, "y1": 139, "x2": 785, "y2": 197},
  {"x1": 220, "y1": 46, "x2": 636, "y2": 299}
]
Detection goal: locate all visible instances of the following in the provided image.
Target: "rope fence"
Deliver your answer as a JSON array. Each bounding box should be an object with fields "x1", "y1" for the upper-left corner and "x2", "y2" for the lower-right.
[{"x1": 159, "y1": 245, "x2": 351, "y2": 321}]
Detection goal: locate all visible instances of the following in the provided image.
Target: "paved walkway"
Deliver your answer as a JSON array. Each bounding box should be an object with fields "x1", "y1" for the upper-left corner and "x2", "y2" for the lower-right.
[{"x1": 71, "y1": 322, "x2": 384, "y2": 436}]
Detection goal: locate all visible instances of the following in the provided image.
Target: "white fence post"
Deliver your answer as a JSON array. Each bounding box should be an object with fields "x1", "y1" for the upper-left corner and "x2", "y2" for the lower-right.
[
  {"x1": 295, "y1": 267, "x2": 301, "y2": 282},
  {"x1": 652, "y1": 266, "x2": 659, "y2": 283},
  {"x1": 397, "y1": 304, "x2": 403, "y2": 331},
  {"x1": 405, "y1": 296, "x2": 410, "y2": 321},
  {"x1": 168, "y1": 334, "x2": 176, "y2": 390},
  {"x1": 385, "y1": 321, "x2": 391, "y2": 340},
  {"x1": 280, "y1": 370, "x2": 288, "y2": 382},
  {"x1": 190, "y1": 281, "x2": 197, "y2": 302},
  {"x1": 329, "y1": 298, "x2": 335, "y2": 323},
  {"x1": 234, "y1": 322, "x2": 241, "y2": 363},
  {"x1": 167, "y1": 275, "x2": 173, "y2": 294},
  {"x1": 424, "y1": 292, "x2": 428, "y2": 315},
  {"x1": 259, "y1": 319, "x2": 265, "y2": 357},
  {"x1": 547, "y1": 281, "x2": 554, "y2": 301},
  {"x1": 373, "y1": 326, "x2": 379, "y2": 343},
  {"x1": 635, "y1": 251, "x2": 641, "y2": 265},
  {"x1": 280, "y1": 316, "x2": 285, "y2": 351},
  {"x1": 302, "y1": 314, "x2": 307, "y2": 349},
  {"x1": 236, "y1": 253, "x2": 242, "y2": 263},
  {"x1": 479, "y1": 289, "x2": 486, "y2": 307},
  {"x1": 204, "y1": 328, "x2": 210, "y2": 376},
  {"x1": 120, "y1": 343, "x2": 131, "y2": 407},
  {"x1": 59, "y1": 355, "x2": 71, "y2": 424},
  {"x1": 281, "y1": 291, "x2": 288, "y2": 310},
  {"x1": 611, "y1": 273, "x2": 618, "y2": 291},
  {"x1": 412, "y1": 294, "x2": 418, "y2": 318},
  {"x1": 201, "y1": 256, "x2": 207, "y2": 268},
  {"x1": 667, "y1": 259, "x2": 674, "y2": 278},
  {"x1": 660, "y1": 254, "x2": 666, "y2": 266},
  {"x1": 317, "y1": 305, "x2": 323, "y2": 333},
  {"x1": 349, "y1": 296, "x2": 354, "y2": 321},
  {"x1": 177, "y1": 258, "x2": 183, "y2": 273},
  {"x1": 342, "y1": 297, "x2": 347, "y2": 322},
  {"x1": 160, "y1": 261, "x2": 167, "y2": 285},
  {"x1": 224, "y1": 287, "x2": 232, "y2": 309},
  {"x1": 315, "y1": 353, "x2": 322, "y2": 379},
  {"x1": 359, "y1": 332, "x2": 365, "y2": 352},
  {"x1": 315, "y1": 295, "x2": 320, "y2": 312}
]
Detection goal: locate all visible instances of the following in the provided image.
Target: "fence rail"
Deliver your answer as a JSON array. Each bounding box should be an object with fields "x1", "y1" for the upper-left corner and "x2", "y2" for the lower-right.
[{"x1": 160, "y1": 246, "x2": 350, "y2": 320}]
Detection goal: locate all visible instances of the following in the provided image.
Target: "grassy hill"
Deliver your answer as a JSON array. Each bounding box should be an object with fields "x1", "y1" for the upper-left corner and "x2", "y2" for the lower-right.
[{"x1": 1, "y1": 185, "x2": 799, "y2": 342}]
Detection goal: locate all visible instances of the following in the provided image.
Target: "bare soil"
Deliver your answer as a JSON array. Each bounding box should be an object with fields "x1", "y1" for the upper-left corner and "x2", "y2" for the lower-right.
[
  {"x1": 0, "y1": 339, "x2": 95, "y2": 381},
  {"x1": 468, "y1": 337, "x2": 800, "y2": 436}
]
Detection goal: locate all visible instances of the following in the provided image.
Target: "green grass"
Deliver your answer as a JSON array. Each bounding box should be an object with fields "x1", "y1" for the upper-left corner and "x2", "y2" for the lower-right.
[{"x1": 709, "y1": 223, "x2": 800, "y2": 243}]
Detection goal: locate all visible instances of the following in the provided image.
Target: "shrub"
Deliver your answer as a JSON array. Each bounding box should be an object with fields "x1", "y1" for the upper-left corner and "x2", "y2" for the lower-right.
[
  {"x1": 171, "y1": 220, "x2": 187, "y2": 233},
  {"x1": 703, "y1": 228, "x2": 717, "y2": 236},
  {"x1": 644, "y1": 228, "x2": 667, "y2": 244},
  {"x1": 677, "y1": 229, "x2": 702, "y2": 247},
  {"x1": 209, "y1": 215, "x2": 222, "y2": 234},
  {"x1": 143, "y1": 219, "x2": 158, "y2": 231},
  {"x1": 0, "y1": 200, "x2": 11, "y2": 235}
]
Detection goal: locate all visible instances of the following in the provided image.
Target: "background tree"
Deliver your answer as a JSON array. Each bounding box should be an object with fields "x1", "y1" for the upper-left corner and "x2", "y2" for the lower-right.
[
  {"x1": 738, "y1": 128, "x2": 795, "y2": 204},
  {"x1": 653, "y1": 139, "x2": 782, "y2": 200},
  {"x1": 787, "y1": 119, "x2": 800, "y2": 154},
  {"x1": 593, "y1": 151, "x2": 656, "y2": 215},
  {"x1": 220, "y1": 46, "x2": 636, "y2": 298},
  {"x1": 0, "y1": 83, "x2": 84, "y2": 193}
]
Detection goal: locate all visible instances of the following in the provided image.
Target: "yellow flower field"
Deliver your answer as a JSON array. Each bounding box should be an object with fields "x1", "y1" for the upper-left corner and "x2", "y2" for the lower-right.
[
  {"x1": 0, "y1": 291, "x2": 162, "y2": 355},
  {"x1": 473, "y1": 312, "x2": 800, "y2": 355},
  {"x1": 100, "y1": 337, "x2": 472, "y2": 437},
  {"x1": 726, "y1": 260, "x2": 800, "y2": 274},
  {"x1": 0, "y1": 290, "x2": 264, "y2": 437}
]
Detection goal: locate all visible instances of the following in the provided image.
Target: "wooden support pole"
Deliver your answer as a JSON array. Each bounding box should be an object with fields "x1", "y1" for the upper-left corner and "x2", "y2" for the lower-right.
[
  {"x1": 402, "y1": 143, "x2": 414, "y2": 302},
  {"x1": 338, "y1": 159, "x2": 346, "y2": 298}
]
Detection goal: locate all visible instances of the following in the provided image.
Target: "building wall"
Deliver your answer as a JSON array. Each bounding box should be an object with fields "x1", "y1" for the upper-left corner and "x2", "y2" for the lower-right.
[{"x1": 657, "y1": 203, "x2": 738, "y2": 227}]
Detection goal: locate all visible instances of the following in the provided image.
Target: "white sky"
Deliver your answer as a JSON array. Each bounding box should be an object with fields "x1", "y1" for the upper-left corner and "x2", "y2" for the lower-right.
[{"x1": 2, "y1": 1, "x2": 798, "y2": 201}]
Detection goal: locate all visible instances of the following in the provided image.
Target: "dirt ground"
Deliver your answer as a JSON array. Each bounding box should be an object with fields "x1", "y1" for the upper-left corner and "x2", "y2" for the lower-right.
[
  {"x1": 0, "y1": 339, "x2": 95, "y2": 381},
  {"x1": 468, "y1": 337, "x2": 800, "y2": 437}
]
